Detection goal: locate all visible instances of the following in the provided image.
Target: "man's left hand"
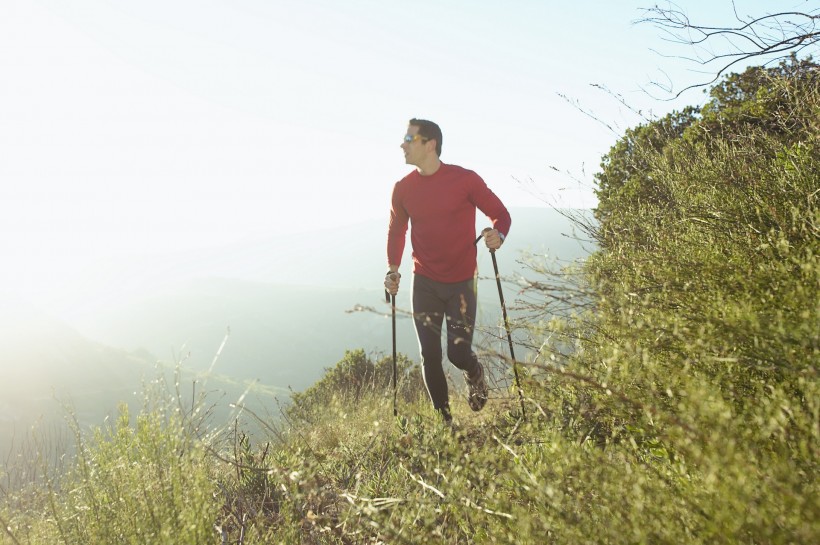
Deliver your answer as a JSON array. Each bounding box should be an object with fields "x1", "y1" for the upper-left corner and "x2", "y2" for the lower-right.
[{"x1": 483, "y1": 228, "x2": 504, "y2": 250}]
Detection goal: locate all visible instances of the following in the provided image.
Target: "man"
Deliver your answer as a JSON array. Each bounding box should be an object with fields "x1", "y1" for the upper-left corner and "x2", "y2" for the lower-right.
[{"x1": 385, "y1": 118, "x2": 511, "y2": 424}]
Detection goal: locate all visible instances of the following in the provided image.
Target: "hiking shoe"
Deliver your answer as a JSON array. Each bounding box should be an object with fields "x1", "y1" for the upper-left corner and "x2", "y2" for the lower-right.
[
  {"x1": 434, "y1": 405, "x2": 461, "y2": 435},
  {"x1": 465, "y1": 364, "x2": 488, "y2": 412},
  {"x1": 436, "y1": 405, "x2": 453, "y2": 428},
  {"x1": 437, "y1": 404, "x2": 453, "y2": 424}
]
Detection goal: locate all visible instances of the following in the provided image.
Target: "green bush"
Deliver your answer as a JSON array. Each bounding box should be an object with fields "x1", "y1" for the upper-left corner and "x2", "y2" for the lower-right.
[
  {"x1": 521, "y1": 56, "x2": 819, "y2": 543},
  {"x1": 287, "y1": 349, "x2": 426, "y2": 424}
]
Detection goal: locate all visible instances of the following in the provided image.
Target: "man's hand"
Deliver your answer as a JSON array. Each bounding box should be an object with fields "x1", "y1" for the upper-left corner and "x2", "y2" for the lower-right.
[
  {"x1": 482, "y1": 228, "x2": 504, "y2": 251},
  {"x1": 384, "y1": 271, "x2": 401, "y2": 296}
]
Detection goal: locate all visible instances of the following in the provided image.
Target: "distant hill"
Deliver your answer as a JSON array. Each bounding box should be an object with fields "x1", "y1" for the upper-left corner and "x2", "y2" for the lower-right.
[
  {"x1": 0, "y1": 300, "x2": 152, "y2": 451},
  {"x1": 0, "y1": 206, "x2": 592, "y2": 455},
  {"x1": 0, "y1": 299, "x2": 289, "y2": 454},
  {"x1": 71, "y1": 278, "x2": 401, "y2": 391},
  {"x1": 62, "y1": 207, "x2": 594, "y2": 395}
]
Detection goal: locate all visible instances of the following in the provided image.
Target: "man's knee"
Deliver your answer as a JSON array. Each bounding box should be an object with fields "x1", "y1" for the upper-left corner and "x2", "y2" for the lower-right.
[
  {"x1": 420, "y1": 347, "x2": 443, "y2": 369},
  {"x1": 447, "y1": 341, "x2": 474, "y2": 366}
]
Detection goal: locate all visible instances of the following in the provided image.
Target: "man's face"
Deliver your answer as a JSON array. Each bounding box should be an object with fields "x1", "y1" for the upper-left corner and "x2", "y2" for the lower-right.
[{"x1": 400, "y1": 125, "x2": 429, "y2": 166}]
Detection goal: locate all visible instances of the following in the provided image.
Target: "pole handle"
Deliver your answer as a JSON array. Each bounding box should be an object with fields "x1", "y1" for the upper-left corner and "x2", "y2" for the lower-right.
[
  {"x1": 385, "y1": 271, "x2": 399, "y2": 302},
  {"x1": 475, "y1": 227, "x2": 497, "y2": 253}
]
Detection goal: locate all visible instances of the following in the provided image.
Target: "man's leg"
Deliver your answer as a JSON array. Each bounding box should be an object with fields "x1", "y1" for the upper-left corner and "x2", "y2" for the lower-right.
[
  {"x1": 412, "y1": 275, "x2": 450, "y2": 419},
  {"x1": 444, "y1": 278, "x2": 481, "y2": 375},
  {"x1": 444, "y1": 277, "x2": 488, "y2": 411}
]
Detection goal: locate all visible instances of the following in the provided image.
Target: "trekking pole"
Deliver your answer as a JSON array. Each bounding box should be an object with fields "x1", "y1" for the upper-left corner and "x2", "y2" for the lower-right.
[
  {"x1": 385, "y1": 287, "x2": 398, "y2": 417},
  {"x1": 477, "y1": 229, "x2": 526, "y2": 418}
]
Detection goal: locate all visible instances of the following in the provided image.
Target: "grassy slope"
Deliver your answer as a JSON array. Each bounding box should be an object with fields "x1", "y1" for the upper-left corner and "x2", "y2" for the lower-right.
[
  {"x1": 4, "y1": 364, "x2": 811, "y2": 544},
  {"x1": 1, "y1": 383, "x2": 683, "y2": 544}
]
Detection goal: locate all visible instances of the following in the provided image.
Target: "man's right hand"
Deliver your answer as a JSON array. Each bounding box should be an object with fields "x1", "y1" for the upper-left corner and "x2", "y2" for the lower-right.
[{"x1": 384, "y1": 271, "x2": 401, "y2": 296}]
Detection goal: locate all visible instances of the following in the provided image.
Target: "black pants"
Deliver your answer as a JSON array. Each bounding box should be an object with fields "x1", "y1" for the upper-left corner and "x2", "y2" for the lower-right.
[{"x1": 412, "y1": 274, "x2": 481, "y2": 411}]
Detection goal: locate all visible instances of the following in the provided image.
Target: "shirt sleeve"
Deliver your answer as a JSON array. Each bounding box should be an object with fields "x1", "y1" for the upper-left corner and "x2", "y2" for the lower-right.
[
  {"x1": 469, "y1": 174, "x2": 512, "y2": 238},
  {"x1": 387, "y1": 181, "x2": 409, "y2": 267}
]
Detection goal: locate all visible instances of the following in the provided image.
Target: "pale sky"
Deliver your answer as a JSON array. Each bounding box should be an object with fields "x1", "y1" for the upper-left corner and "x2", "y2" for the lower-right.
[{"x1": 0, "y1": 0, "x2": 807, "y2": 312}]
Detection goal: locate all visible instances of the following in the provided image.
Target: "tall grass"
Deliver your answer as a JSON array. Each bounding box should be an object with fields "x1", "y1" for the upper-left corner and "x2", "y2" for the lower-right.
[{"x1": 1, "y1": 369, "x2": 222, "y2": 545}]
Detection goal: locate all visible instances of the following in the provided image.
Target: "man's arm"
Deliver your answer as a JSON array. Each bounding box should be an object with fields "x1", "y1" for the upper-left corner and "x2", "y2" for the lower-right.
[
  {"x1": 469, "y1": 175, "x2": 511, "y2": 247},
  {"x1": 386, "y1": 182, "x2": 408, "y2": 294},
  {"x1": 387, "y1": 182, "x2": 409, "y2": 266}
]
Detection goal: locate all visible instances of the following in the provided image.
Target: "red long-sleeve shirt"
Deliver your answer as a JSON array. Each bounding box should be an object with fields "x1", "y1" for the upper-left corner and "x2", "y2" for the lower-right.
[{"x1": 387, "y1": 163, "x2": 511, "y2": 283}]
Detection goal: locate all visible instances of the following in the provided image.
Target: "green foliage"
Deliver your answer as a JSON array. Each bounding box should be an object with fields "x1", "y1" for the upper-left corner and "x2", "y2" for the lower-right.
[
  {"x1": 287, "y1": 349, "x2": 426, "y2": 424},
  {"x1": 594, "y1": 105, "x2": 700, "y2": 228},
  {"x1": 1, "y1": 381, "x2": 220, "y2": 545},
  {"x1": 537, "y1": 55, "x2": 819, "y2": 542},
  {"x1": 594, "y1": 55, "x2": 819, "y2": 233},
  {"x1": 697, "y1": 55, "x2": 820, "y2": 142}
]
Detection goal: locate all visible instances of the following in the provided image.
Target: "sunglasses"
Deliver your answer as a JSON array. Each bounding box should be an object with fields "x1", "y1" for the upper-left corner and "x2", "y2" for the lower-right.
[{"x1": 403, "y1": 134, "x2": 428, "y2": 144}]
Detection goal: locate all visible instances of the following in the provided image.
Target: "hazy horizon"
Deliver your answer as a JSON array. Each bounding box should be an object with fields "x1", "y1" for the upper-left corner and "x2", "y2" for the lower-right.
[
  {"x1": 2, "y1": 1, "x2": 785, "y2": 328},
  {"x1": 0, "y1": 206, "x2": 591, "y2": 454}
]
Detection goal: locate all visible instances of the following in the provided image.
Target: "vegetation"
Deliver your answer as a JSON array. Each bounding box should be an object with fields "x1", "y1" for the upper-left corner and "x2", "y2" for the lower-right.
[
  {"x1": 530, "y1": 55, "x2": 818, "y2": 543},
  {"x1": 1, "y1": 58, "x2": 817, "y2": 544}
]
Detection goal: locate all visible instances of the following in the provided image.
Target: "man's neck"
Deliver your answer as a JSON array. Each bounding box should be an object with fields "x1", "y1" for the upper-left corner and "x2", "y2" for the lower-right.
[{"x1": 416, "y1": 157, "x2": 442, "y2": 176}]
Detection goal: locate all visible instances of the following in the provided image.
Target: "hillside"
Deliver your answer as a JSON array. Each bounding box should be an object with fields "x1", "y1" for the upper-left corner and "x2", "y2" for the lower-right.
[
  {"x1": 1, "y1": 60, "x2": 816, "y2": 544},
  {"x1": 0, "y1": 207, "x2": 588, "y2": 463},
  {"x1": 0, "y1": 299, "x2": 285, "y2": 456},
  {"x1": 58, "y1": 207, "x2": 590, "y2": 392},
  {"x1": 0, "y1": 205, "x2": 588, "y2": 466},
  {"x1": 0, "y1": 300, "x2": 152, "y2": 451}
]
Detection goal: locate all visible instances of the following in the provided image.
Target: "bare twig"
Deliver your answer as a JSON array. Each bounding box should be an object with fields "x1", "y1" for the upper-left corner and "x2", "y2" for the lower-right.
[
  {"x1": 638, "y1": 2, "x2": 819, "y2": 97},
  {"x1": 399, "y1": 463, "x2": 445, "y2": 499}
]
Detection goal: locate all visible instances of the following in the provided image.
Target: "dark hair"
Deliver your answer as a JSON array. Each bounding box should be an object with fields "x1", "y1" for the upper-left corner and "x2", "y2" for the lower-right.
[{"x1": 409, "y1": 118, "x2": 443, "y2": 157}]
